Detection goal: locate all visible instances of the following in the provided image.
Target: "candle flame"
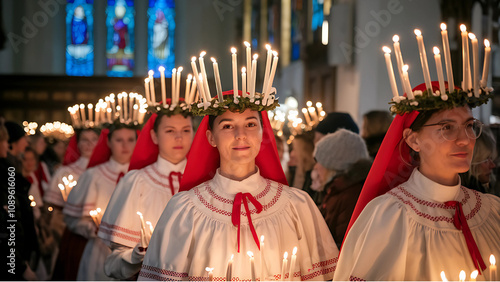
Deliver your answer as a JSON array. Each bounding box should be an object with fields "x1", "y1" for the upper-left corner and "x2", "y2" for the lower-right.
[
  {"x1": 148, "y1": 70, "x2": 154, "y2": 76},
  {"x1": 485, "y1": 39, "x2": 490, "y2": 48},
  {"x1": 433, "y1": 47, "x2": 440, "y2": 55},
  {"x1": 191, "y1": 56, "x2": 197, "y2": 62},
  {"x1": 382, "y1": 46, "x2": 391, "y2": 54},
  {"x1": 460, "y1": 24, "x2": 467, "y2": 32},
  {"x1": 145, "y1": 78, "x2": 149, "y2": 83},
  {"x1": 470, "y1": 270, "x2": 478, "y2": 280},
  {"x1": 440, "y1": 23, "x2": 447, "y2": 31},
  {"x1": 242, "y1": 67, "x2": 246, "y2": 73},
  {"x1": 110, "y1": 93, "x2": 115, "y2": 99},
  {"x1": 107, "y1": 108, "x2": 111, "y2": 113},
  {"x1": 468, "y1": 33, "x2": 476, "y2": 40},
  {"x1": 88, "y1": 103, "x2": 93, "y2": 109},
  {"x1": 306, "y1": 101, "x2": 312, "y2": 107},
  {"x1": 272, "y1": 51, "x2": 278, "y2": 57},
  {"x1": 440, "y1": 271, "x2": 448, "y2": 282},
  {"x1": 244, "y1": 41, "x2": 251, "y2": 47},
  {"x1": 200, "y1": 51, "x2": 206, "y2": 58},
  {"x1": 30, "y1": 201, "x2": 36, "y2": 207},
  {"x1": 230, "y1": 254, "x2": 234, "y2": 260},
  {"x1": 211, "y1": 57, "x2": 217, "y2": 63},
  {"x1": 292, "y1": 247, "x2": 297, "y2": 255},
  {"x1": 316, "y1": 102, "x2": 322, "y2": 108},
  {"x1": 177, "y1": 67, "x2": 183, "y2": 73},
  {"x1": 392, "y1": 35, "x2": 399, "y2": 43},
  {"x1": 28, "y1": 195, "x2": 34, "y2": 201},
  {"x1": 172, "y1": 68, "x2": 176, "y2": 73},
  {"x1": 96, "y1": 207, "x2": 101, "y2": 213},
  {"x1": 199, "y1": 74, "x2": 203, "y2": 80},
  {"x1": 231, "y1": 47, "x2": 237, "y2": 54},
  {"x1": 137, "y1": 211, "x2": 143, "y2": 217},
  {"x1": 414, "y1": 29, "x2": 422, "y2": 36},
  {"x1": 247, "y1": 251, "x2": 254, "y2": 258},
  {"x1": 284, "y1": 252, "x2": 288, "y2": 259},
  {"x1": 459, "y1": 270, "x2": 466, "y2": 281},
  {"x1": 253, "y1": 54, "x2": 259, "y2": 60},
  {"x1": 260, "y1": 235, "x2": 264, "y2": 243},
  {"x1": 133, "y1": 104, "x2": 138, "y2": 110},
  {"x1": 491, "y1": 254, "x2": 496, "y2": 265},
  {"x1": 146, "y1": 221, "x2": 153, "y2": 230},
  {"x1": 265, "y1": 44, "x2": 271, "y2": 50},
  {"x1": 48, "y1": 206, "x2": 53, "y2": 212},
  {"x1": 80, "y1": 104, "x2": 85, "y2": 109},
  {"x1": 403, "y1": 64, "x2": 409, "y2": 72},
  {"x1": 302, "y1": 108, "x2": 308, "y2": 114},
  {"x1": 205, "y1": 267, "x2": 214, "y2": 272},
  {"x1": 188, "y1": 74, "x2": 193, "y2": 80},
  {"x1": 158, "y1": 66, "x2": 165, "y2": 72}
]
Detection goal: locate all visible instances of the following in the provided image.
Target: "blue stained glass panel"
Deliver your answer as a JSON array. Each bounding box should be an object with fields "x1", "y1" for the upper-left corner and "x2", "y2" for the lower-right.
[
  {"x1": 147, "y1": 0, "x2": 175, "y2": 78},
  {"x1": 311, "y1": 0, "x2": 323, "y2": 32},
  {"x1": 66, "y1": 0, "x2": 94, "y2": 76},
  {"x1": 106, "y1": 0, "x2": 135, "y2": 77}
]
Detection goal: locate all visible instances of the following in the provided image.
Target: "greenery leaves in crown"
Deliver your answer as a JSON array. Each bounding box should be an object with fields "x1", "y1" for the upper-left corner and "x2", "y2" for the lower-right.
[
  {"x1": 105, "y1": 117, "x2": 143, "y2": 130},
  {"x1": 190, "y1": 92, "x2": 280, "y2": 116},
  {"x1": 389, "y1": 87, "x2": 493, "y2": 115},
  {"x1": 147, "y1": 101, "x2": 193, "y2": 118}
]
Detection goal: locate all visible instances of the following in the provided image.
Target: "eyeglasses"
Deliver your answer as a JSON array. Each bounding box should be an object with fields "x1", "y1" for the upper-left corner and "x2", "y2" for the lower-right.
[{"x1": 421, "y1": 119, "x2": 483, "y2": 141}]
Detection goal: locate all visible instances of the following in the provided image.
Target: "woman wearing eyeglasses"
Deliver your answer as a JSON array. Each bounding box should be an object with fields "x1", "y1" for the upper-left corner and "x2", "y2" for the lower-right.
[{"x1": 333, "y1": 82, "x2": 500, "y2": 281}]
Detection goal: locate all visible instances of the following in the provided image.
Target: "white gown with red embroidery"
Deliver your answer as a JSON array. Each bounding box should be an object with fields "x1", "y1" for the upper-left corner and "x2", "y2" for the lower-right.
[
  {"x1": 97, "y1": 157, "x2": 186, "y2": 279},
  {"x1": 139, "y1": 169, "x2": 338, "y2": 281},
  {"x1": 63, "y1": 158, "x2": 129, "y2": 281},
  {"x1": 333, "y1": 168, "x2": 500, "y2": 281}
]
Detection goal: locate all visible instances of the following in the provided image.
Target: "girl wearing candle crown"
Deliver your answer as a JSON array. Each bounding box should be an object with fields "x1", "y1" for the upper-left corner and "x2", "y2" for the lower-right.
[
  {"x1": 333, "y1": 31, "x2": 500, "y2": 279},
  {"x1": 62, "y1": 119, "x2": 138, "y2": 281},
  {"x1": 139, "y1": 49, "x2": 338, "y2": 281},
  {"x1": 98, "y1": 83, "x2": 194, "y2": 279}
]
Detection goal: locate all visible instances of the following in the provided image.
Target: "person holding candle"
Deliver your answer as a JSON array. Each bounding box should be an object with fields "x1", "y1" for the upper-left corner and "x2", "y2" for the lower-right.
[
  {"x1": 62, "y1": 119, "x2": 138, "y2": 281},
  {"x1": 139, "y1": 51, "x2": 338, "y2": 281},
  {"x1": 334, "y1": 32, "x2": 499, "y2": 279},
  {"x1": 98, "y1": 79, "x2": 194, "y2": 280}
]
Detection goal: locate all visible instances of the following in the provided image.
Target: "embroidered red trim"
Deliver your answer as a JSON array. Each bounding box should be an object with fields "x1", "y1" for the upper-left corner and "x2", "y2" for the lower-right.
[
  {"x1": 349, "y1": 276, "x2": 366, "y2": 281},
  {"x1": 396, "y1": 186, "x2": 471, "y2": 209},
  {"x1": 144, "y1": 168, "x2": 172, "y2": 190},
  {"x1": 100, "y1": 163, "x2": 120, "y2": 183},
  {"x1": 98, "y1": 227, "x2": 141, "y2": 243},
  {"x1": 205, "y1": 180, "x2": 272, "y2": 205},
  {"x1": 100, "y1": 221, "x2": 141, "y2": 235},
  {"x1": 140, "y1": 265, "x2": 188, "y2": 277}
]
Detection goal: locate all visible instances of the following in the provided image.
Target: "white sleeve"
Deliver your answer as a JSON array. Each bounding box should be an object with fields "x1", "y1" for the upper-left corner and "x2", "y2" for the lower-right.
[{"x1": 104, "y1": 243, "x2": 142, "y2": 280}]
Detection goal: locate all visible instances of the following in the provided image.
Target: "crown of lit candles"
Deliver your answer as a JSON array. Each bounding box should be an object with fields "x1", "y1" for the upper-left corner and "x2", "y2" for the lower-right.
[
  {"x1": 144, "y1": 66, "x2": 196, "y2": 114},
  {"x1": 22, "y1": 121, "x2": 38, "y2": 135},
  {"x1": 40, "y1": 121, "x2": 74, "y2": 140},
  {"x1": 383, "y1": 24, "x2": 493, "y2": 114},
  {"x1": 69, "y1": 93, "x2": 148, "y2": 128},
  {"x1": 189, "y1": 42, "x2": 280, "y2": 116}
]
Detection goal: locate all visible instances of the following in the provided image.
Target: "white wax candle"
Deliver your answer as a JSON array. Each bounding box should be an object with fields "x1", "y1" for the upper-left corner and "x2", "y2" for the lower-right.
[
  {"x1": 281, "y1": 252, "x2": 288, "y2": 281},
  {"x1": 242, "y1": 67, "x2": 247, "y2": 98},
  {"x1": 185, "y1": 74, "x2": 192, "y2": 103},
  {"x1": 491, "y1": 254, "x2": 497, "y2": 281},
  {"x1": 316, "y1": 102, "x2": 323, "y2": 114},
  {"x1": 260, "y1": 236, "x2": 266, "y2": 281},
  {"x1": 190, "y1": 57, "x2": 204, "y2": 101},
  {"x1": 302, "y1": 108, "x2": 311, "y2": 125},
  {"x1": 133, "y1": 104, "x2": 138, "y2": 123},
  {"x1": 198, "y1": 74, "x2": 207, "y2": 103},
  {"x1": 433, "y1": 47, "x2": 446, "y2": 96},
  {"x1": 171, "y1": 68, "x2": 176, "y2": 106},
  {"x1": 79, "y1": 104, "x2": 86, "y2": 125},
  {"x1": 263, "y1": 44, "x2": 272, "y2": 94},
  {"x1": 106, "y1": 108, "x2": 112, "y2": 123},
  {"x1": 159, "y1": 66, "x2": 167, "y2": 108},
  {"x1": 245, "y1": 41, "x2": 251, "y2": 88},
  {"x1": 189, "y1": 77, "x2": 197, "y2": 104},
  {"x1": 144, "y1": 78, "x2": 151, "y2": 105},
  {"x1": 414, "y1": 29, "x2": 432, "y2": 92},
  {"x1": 382, "y1": 46, "x2": 399, "y2": 98},
  {"x1": 199, "y1": 51, "x2": 211, "y2": 101},
  {"x1": 393, "y1": 35, "x2": 405, "y2": 89},
  {"x1": 247, "y1": 251, "x2": 256, "y2": 281},
  {"x1": 231, "y1": 47, "x2": 238, "y2": 99},
  {"x1": 148, "y1": 70, "x2": 156, "y2": 106},
  {"x1": 95, "y1": 106, "x2": 100, "y2": 125},
  {"x1": 460, "y1": 25, "x2": 472, "y2": 90},
  {"x1": 226, "y1": 254, "x2": 233, "y2": 282},
  {"x1": 88, "y1": 104, "x2": 93, "y2": 124},
  {"x1": 481, "y1": 40, "x2": 491, "y2": 88},
  {"x1": 211, "y1": 58, "x2": 223, "y2": 103},
  {"x1": 308, "y1": 107, "x2": 319, "y2": 124},
  {"x1": 250, "y1": 54, "x2": 258, "y2": 99},
  {"x1": 175, "y1": 67, "x2": 183, "y2": 106},
  {"x1": 469, "y1": 33, "x2": 480, "y2": 97},
  {"x1": 205, "y1": 267, "x2": 214, "y2": 282},
  {"x1": 264, "y1": 51, "x2": 279, "y2": 104},
  {"x1": 440, "y1": 23, "x2": 454, "y2": 92},
  {"x1": 288, "y1": 247, "x2": 297, "y2": 281},
  {"x1": 440, "y1": 271, "x2": 448, "y2": 282},
  {"x1": 402, "y1": 65, "x2": 414, "y2": 99},
  {"x1": 123, "y1": 93, "x2": 128, "y2": 121},
  {"x1": 136, "y1": 211, "x2": 147, "y2": 246}
]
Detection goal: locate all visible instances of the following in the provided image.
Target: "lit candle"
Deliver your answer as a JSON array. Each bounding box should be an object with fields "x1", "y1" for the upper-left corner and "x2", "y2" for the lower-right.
[
  {"x1": 171, "y1": 68, "x2": 176, "y2": 106},
  {"x1": 264, "y1": 51, "x2": 279, "y2": 104},
  {"x1": 122, "y1": 93, "x2": 128, "y2": 121},
  {"x1": 281, "y1": 252, "x2": 288, "y2": 281},
  {"x1": 469, "y1": 33, "x2": 480, "y2": 97},
  {"x1": 145, "y1": 221, "x2": 153, "y2": 244},
  {"x1": 189, "y1": 77, "x2": 197, "y2": 104},
  {"x1": 244, "y1": 41, "x2": 251, "y2": 87},
  {"x1": 133, "y1": 104, "x2": 138, "y2": 123},
  {"x1": 159, "y1": 66, "x2": 167, "y2": 107},
  {"x1": 263, "y1": 44, "x2": 272, "y2": 94},
  {"x1": 392, "y1": 35, "x2": 405, "y2": 89},
  {"x1": 242, "y1": 67, "x2": 247, "y2": 97},
  {"x1": 440, "y1": 271, "x2": 448, "y2": 282},
  {"x1": 440, "y1": 23, "x2": 454, "y2": 92},
  {"x1": 414, "y1": 29, "x2": 432, "y2": 92},
  {"x1": 460, "y1": 25, "x2": 471, "y2": 90},
  {"x1": 191, "y1": 57, "x2": 205, "y2": 102},
  {"x1": 248, "y1": 251, "x2": 256, "y2": 281},
  {"x1": 231, "y1": 47, "x2": 238, "y2": 99},
  {"x1": 308, "y1": 107, "x2": 319, "y2": 124},
  {"x1": 199, "y1": 51, "x2": 211, "y2": 101},
  {"x1": 106, "y1": 108, "x2": 112, "y2": 123},
  {"x1": 481, "y1": 39, "x2": 491, "y2": 88},
  {"x1": 58, "y1": 183, "x2": 67, "y2": 201},
  {"x1": 148, "y1": 70, "x2": 156, "y2": 105},
  {"x1": 211, "y1": 58, "x2": 223, "y2": 103},
  {"x1": 459, "y1": 270, "x2": 466, "y2": 282},
  {"x1": 491, "y1": 255, "x2": 497, "y2": 281},
  {"x1": 433, "y1": 47, "x2": 446, "y2": 96},
  {"x1": 144, "y1": 78, "x2": 151, "y2": 105},
  {"x1": 288, "y1": 247, "x2": 297, "y2": 281},
  {"x1": 402, "y1": 65, "x2": 414, "y2": 99},
  {"x1": 185, "y1": 74, "x2": 192, "y2": 103},
  {"x1": 250, "y1": 54, "x2": 258, "y2": 99},
  {"x1": 88, "y1": 104, "x2": 93, "y2": 124},
  {"x1": 316, "y1": 102, "x2": 323, "y2": 114},
  {"x1": 80, "y1": 104, "x2": 86, "y2": 124},
  {"x1": 205, "y1": 267, "x2": 214, "y2": 282},
  {"x1": 89, "y1": 210, "x2": 99, "y2": 226},
  {"x1": 226, "y1": 254, "x2": 233, "y2": 282},
  {"x1": 470, "y1": 270, "x2": 478, "y2": 282},
  {"x1": 175, "y1": 67, "x2": 183, "y2": 106},
  {"x1": 302, "y1": 108, "x2": 312, "y2": 125},
  {"x1": 198, "y1": 74, "x2": 207, "y2": 104},
  {"x1": 136, "y1": 211, "x2": 147, "y2": 246},
  {"x1": 382, "y1": 46, "x2": 399, "y2": 98},
  {"x1": 260, "y1": 236, "x2": 266, "y2": 281}
]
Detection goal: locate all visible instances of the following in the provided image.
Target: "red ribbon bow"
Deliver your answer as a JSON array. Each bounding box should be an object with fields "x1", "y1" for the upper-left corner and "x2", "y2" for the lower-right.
[
  {"x1": 168, "y1": 172, "x2": 182, "y2": 196},
  {"x1": 445, "y1": 201, "x2": 486, "y2": 274},
  {"x1": 231, "y1": 192, "x2": 263, "y2": 253}
]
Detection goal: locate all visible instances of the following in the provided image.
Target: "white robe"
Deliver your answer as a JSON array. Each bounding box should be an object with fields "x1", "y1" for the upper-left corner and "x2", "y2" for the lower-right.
[
  {"x1": 334, "y1": 168, "x2": 500, "y2": 281},
  {"x1": 63, "y1": 158, "x2": 129, "y2": 281},
  {"x1": 139, "y1": 169, "x2": 338, "y2": 281},
  {"x1": 98, "y1": 157, "x2": 186, "y2": 279}
]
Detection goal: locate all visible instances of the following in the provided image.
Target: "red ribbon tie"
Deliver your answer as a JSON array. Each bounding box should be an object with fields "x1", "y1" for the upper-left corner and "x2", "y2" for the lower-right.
[{"x1": 231, "y1": 192, "x2": 263, "y2": 253}]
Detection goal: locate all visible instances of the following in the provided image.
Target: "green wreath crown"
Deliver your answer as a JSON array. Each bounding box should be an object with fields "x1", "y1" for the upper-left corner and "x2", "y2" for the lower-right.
[{"x1": 190, "y1": 91, "x2": 279, "y2": 116}]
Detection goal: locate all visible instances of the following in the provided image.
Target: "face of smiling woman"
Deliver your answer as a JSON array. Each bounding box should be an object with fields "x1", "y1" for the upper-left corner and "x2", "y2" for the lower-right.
[{"x1": 206, "y1": 109, "x2": 263, "y2": 179}]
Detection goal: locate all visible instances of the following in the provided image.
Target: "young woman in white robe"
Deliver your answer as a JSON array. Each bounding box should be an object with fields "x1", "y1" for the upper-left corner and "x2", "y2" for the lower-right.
[
  {"x1": 334, "y1": 82, "x2": 500, "y2": 281},
  {"x1": 98, "y1": 111, "x2": 194, "y2": 279},
  {"x1": 63, "y1": 124, "x2": 137, "y2": 281},
  {"x1": 139, "y1": 90, "x2": 338, "y2": 281}
]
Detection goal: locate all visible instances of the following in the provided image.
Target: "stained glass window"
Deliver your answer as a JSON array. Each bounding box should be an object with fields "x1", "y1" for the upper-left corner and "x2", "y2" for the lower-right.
[
  {"x1": 106, "y1": 0, "x2": 135, "y2": 77},
  {"x1": 148, "y1": 0, "x2": 175, "y2": 77},
  {"x1": 66, "y1": 0, "x2": 94, "y2": 76},
  {"x1": 311, "y1": 0, "x2": 323, "y2": 32},
  {"x1": 291, "y1": 0, "x2": 304, "y2": 61}
]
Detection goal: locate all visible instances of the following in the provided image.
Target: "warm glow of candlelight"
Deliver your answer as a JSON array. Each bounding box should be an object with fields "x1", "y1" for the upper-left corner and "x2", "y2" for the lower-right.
[
  {"x1": 158, "y1": 66, "x2": 165, "y2": 72},
  {"x1": 292, "y1": 247, "x2": 297, "y2": 255},
  {"x1": 266, "y1": 44, "x2": 271, "y2": 51},
  {"x1": 440, "y1": 23, "x2": 447, "y2": 31},
  {"x1": 205, "y1": 267, "x2": 214, "y2": 272},
  {"x1": 403, "y1": 64, "x2": 409, "y2": 72},
  {"x1": 284, "y1": 252, "x2": 288, "y2": 259},
  {"x1": 392, "y1": 35, "x2": 399, "y2": 43},
  {"x1": 28, "y1": 195, "x2": 34, "y2": 201},
  {"x1": 485, "y1": 39, "x2": 490, "y2": 48},
  {"x1": 273, "y1": 51, "x2": 278, "y2": 57},
  {"x1": 188, "y1": 74, "x2": 192, "y2": 80},
  {"x1": 253, "y1": 54, "x2": 258, "y2": 60},
  {"x1": 414, "y1": 29, "x2": 421, "y2": 36},
  {"x1": 247, "y1": 251, "x2": 254, "y2": 258},
  {"x1": 191, "y1": 56, "x2": 196, "y2": 62},
  {"x1": 244, "y1": 41, "x2": 250, "y2": 48},
  {"x1": 242, "y1": 67, "x2": 246, "y2": 73},
  {"x1": 468, "y1": 33, "x2": 476, "y2": 40},
  {"x1": 433, "y1": 47, "x2": 440, "y2": 55},
  {"x1": 459, "y1": 270, "x2": 466, "y2": 282},
  {"x1": 460, "y1": 24, "x2": 467, "y2": 32},
  {"x1": 200, "y1": 51, "x2": 206, "y2": 58},
  {"x1": 148, "y1": 70, "x2": 154, "y2": 76},
  {"x1": 211, "y1": 57, "x2": 216, "y2": 63},
  {"x1": 231, "y1": 47, "x2": 237, "y2": 54},
  {"x1": 470, "y1": 270, "x2": 478, "y2": 280},
  {"x1": 440, "y1": 271, "x2": 448, "y2": 282},
  {"x1": 382, "y1": 46, "x2": 391, "y2": 54},
  {"x1": 491, "y1": 254, "x2": 496, "y2": 265}
]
